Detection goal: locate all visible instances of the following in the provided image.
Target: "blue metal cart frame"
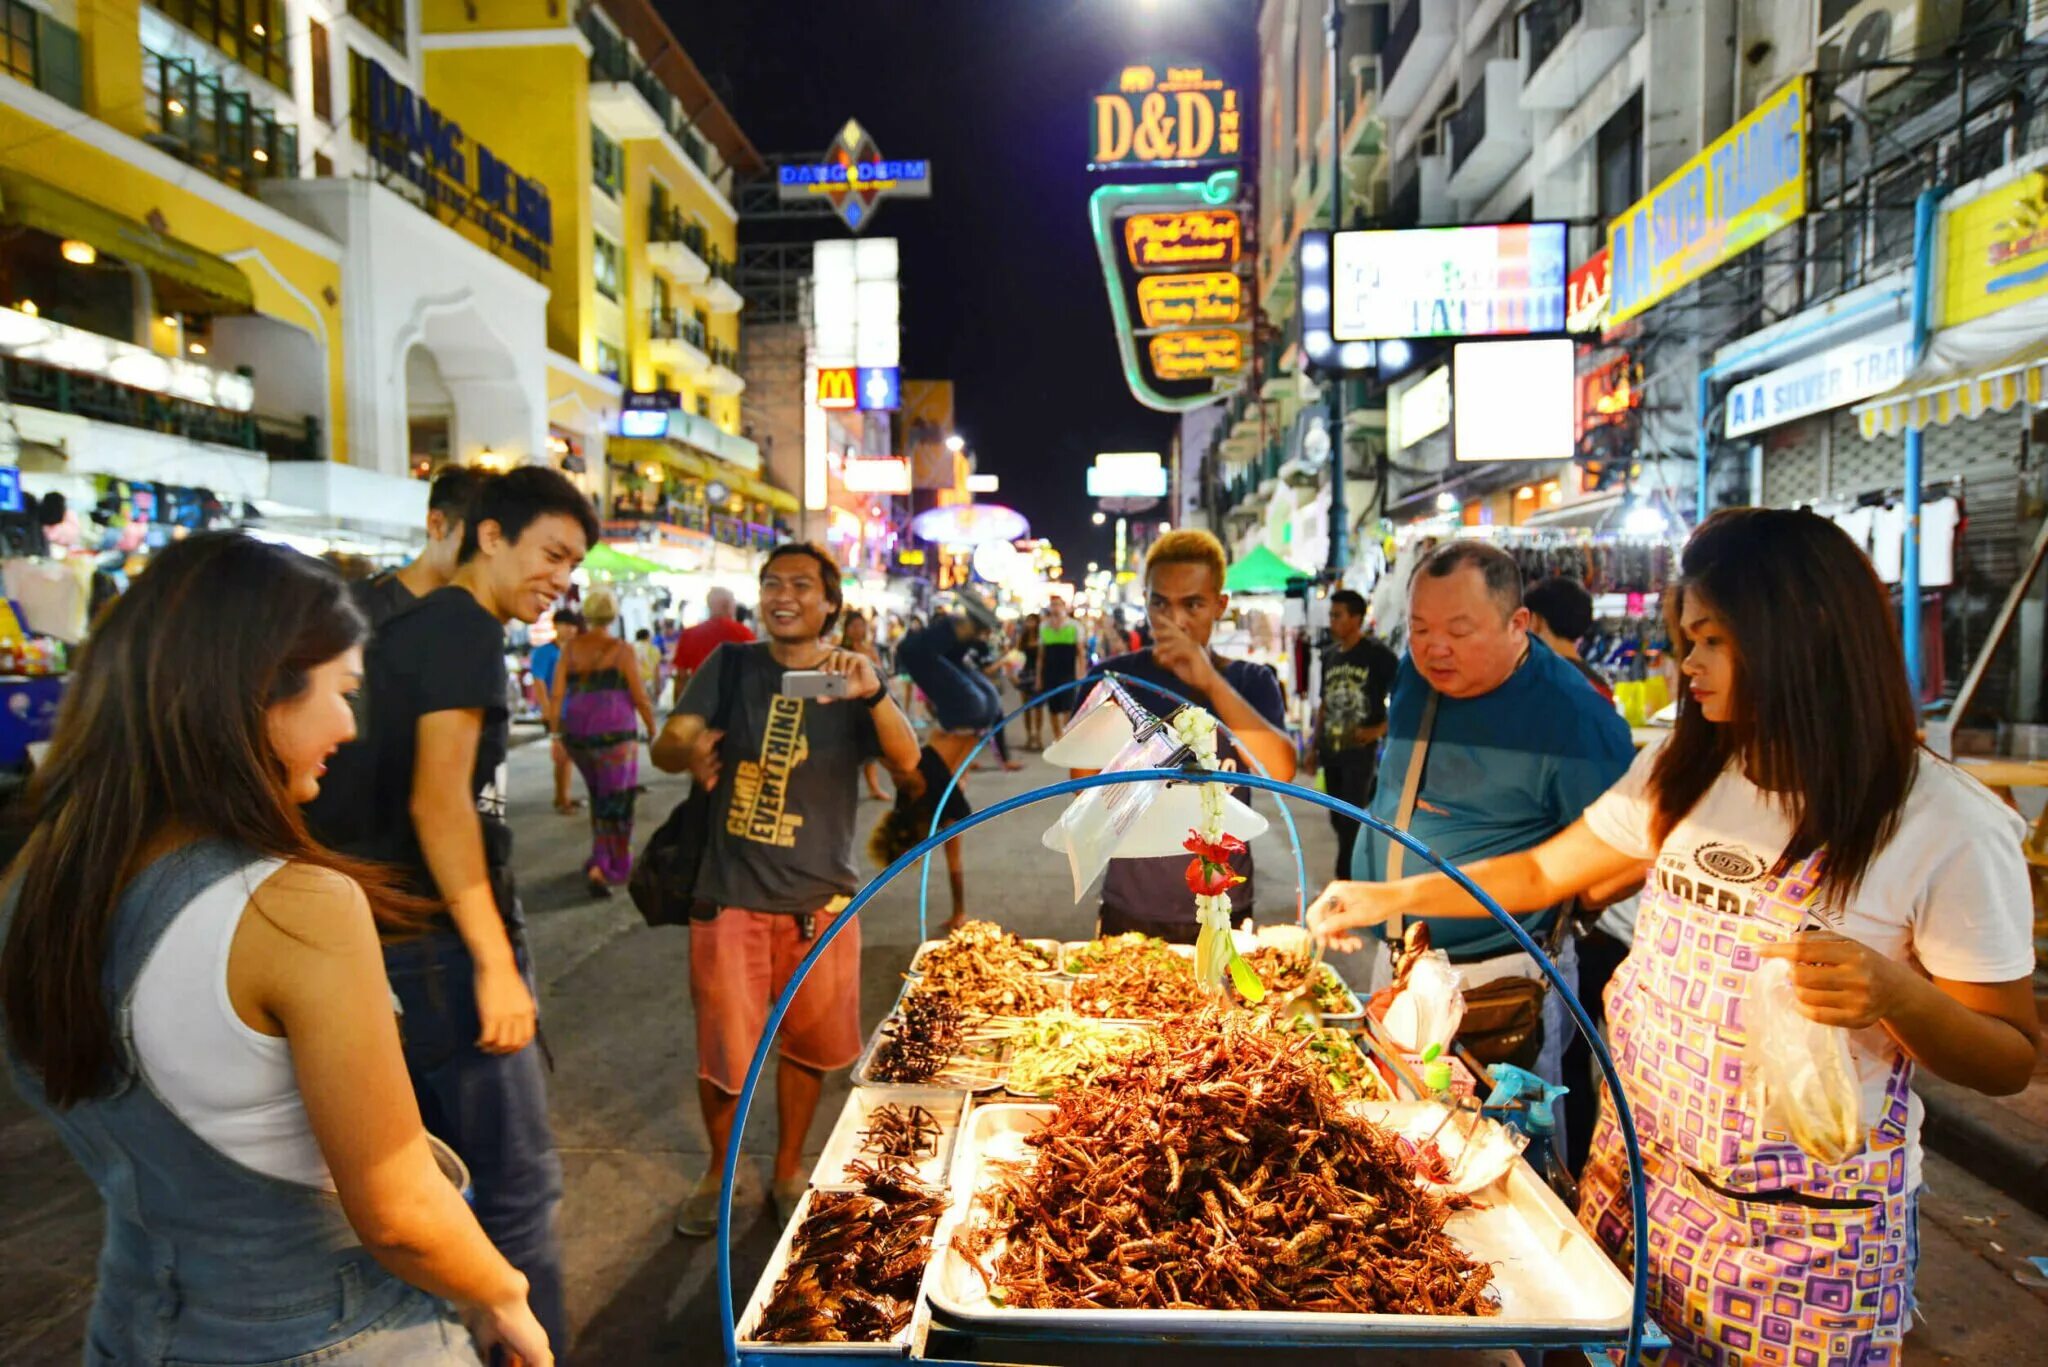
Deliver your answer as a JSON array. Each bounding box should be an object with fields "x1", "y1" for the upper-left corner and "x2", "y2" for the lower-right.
[{"x1": 718, "y1": 770, "x2": 1656, "y2": 1366}]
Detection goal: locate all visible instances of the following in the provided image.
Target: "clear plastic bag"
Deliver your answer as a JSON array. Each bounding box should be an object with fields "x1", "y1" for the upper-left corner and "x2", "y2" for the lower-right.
[
  {"x1": 1049, "y1": 725, "x2": 1187, "y2": 901},
  {"x1": 1743, "y1": 956, "x2": 1863, "y2": 1164},
  {"x1": 1381, "y1": 950, "x2": 1465, "y2": 1054}
]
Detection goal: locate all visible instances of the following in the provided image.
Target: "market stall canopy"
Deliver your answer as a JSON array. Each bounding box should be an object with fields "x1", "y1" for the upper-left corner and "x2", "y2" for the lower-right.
[
  {"x1": 909, "y1": 503, "x2": 1029, "y2": 547},
  {"x1": 732, "y1": 468, "x2": 798, "y2": 515},
  {"x1": 1852, "y1": 284, "x2": 2048, "y2": 438},
  {"x1": 0, "y1": 170, "x2": 254, "y2": 315},
  {"x1": 1224, "y1": 544, "x2": 1309, "y2": 595},
  {"x1": 583, "y1": 542, "x2": 668, "y2": 578},
  {"x1": 609, "y1": 436, "x2": 712, "y2": 480}
]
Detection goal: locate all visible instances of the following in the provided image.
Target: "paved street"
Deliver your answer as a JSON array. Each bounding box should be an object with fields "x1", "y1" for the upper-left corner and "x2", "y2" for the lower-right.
[{"x1": 4, "y1": 732, "x2": 2047, "y2": 1364}]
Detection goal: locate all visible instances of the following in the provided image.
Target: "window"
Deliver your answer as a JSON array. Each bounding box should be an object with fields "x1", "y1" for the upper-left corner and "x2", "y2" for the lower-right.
[
  {"x1": 1, "y1": 1, "x2": 34, "y2": 85},
  {"x1": 594, "y1": 233, "x2": 622, "y2": 301},
  {"x1": 152, "y1": 0, "x2": 291, "y2": 90},
  {"x1": 309, "y1": 20, "x2": 332, "y2": 123},
  {"x1": 651, "y1": 274, "x2": 670, "y2": 319},
  {"x1": 348, "y1": 48, "x2": 369, "y2": 143},
  {"x1": 697, "y1": 394, "x2": 711, "y2": 418},
  {"x1": 314, "y1": 151, "x2": 334, "y2": 177},
  {"x1": 1595, "y1": 91, "x2": 1644, "y2": 228},
  {"x1": 348, "y1": 0, "x2": 406, "y2": 54},
  {"x1": 595, "y1": 339, "x2": 623, "y2": 381},
  {"x1": 591, "y1": 126, "x2": 624, "y2": 199}
]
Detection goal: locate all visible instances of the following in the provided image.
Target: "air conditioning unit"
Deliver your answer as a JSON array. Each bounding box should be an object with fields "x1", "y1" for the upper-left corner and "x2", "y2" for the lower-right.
[{"x1": 1817, "y1": 0, "x2": 1962, "y2": 100}]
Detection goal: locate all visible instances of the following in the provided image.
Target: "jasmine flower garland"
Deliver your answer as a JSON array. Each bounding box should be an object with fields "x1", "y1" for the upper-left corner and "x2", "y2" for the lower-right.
[{"x1": 1170, "y1": 707, "x2": 1264, "y2": 1003}]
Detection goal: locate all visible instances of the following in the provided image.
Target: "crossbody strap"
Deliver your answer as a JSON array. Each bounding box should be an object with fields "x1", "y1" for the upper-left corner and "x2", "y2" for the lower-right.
[{"x1": 1382, "y1": 689, "x2": 1439, "y2": 940}]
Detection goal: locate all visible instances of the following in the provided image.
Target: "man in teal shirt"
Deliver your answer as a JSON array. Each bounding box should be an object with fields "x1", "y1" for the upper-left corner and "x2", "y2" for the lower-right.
[{"x1": 1311, "y1": 542, "x2": 1633, "y2": 1102}]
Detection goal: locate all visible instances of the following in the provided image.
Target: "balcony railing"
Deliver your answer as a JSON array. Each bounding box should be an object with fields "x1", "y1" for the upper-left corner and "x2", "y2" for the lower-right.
[
  {"x1": 1382, "y1": 0, "x2": 1421, "y2": 92},
  {"x1": 3, "y1": 353, "x2": 262, "y2": 450},
  {"x1": 580, "y1": 6, "x2": 724, "y2": 188},
  {"x1": 647, "y1": 307, "x2": 706, "y2": 352},
  {"x1": 648, "y1": 205, "x2": 706, "y2": 255},
  {"x1": 608, "y1": 507, "x2": 786, "y2": 553},
  {"x1": 1523, "y1": 0, "x2": 1583, "y2": 78},
  {"x1": 707, "y1": 341, "x2": 739, "y2": 371},
  {"x1": 1447, "y1": 73, "x2": 1488, "y2": 173},
  {"x1": 256, "y1": 412, "x2": 322, "y2": 462},
  {"x1": 346, "y1": 0, "x2": 406, "y2": 54},
  {"x1": 147, "y1": 49, "x2": 301, "y2": 193},
  {"x1": 703, "y1": 247, "x2": 736, "y2": 289},
  {"x1": 152, "y1": 0, "x2": 290, "y2": 89}
]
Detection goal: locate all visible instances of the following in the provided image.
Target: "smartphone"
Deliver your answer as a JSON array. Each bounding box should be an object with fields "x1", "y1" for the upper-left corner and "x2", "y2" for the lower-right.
[{"x1": 782, "y1": 669, "x2": 850, "y2": 699}]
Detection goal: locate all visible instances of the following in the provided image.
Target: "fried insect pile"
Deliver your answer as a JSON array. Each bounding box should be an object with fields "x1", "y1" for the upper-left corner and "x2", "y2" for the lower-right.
[
  {"x1": 869, "y1": 992, "x2": 965, "y2": 1084},
  {"x1": 857, "y1": 1102, "x2": 943, "y2": 1159},
  {"x1": 754, "y1": 1163, "x2": 947, "y2": 1343},
  {"x1": 1067, "y1": 937, "x2": 1195, "y2": 1020},
  {"x1": 1231, "y1": 947, "x2": 1357, "y2": 1015},
  {"x1": 1064, "y1": 931, "x2": 1170, "y2": 974},
  {"x1": 954, "y1": 1010, "x2": 1497, "y2": 1316},
  {"x1": 913, "y1": 922, "x2": 1059, "y2": 1016}
]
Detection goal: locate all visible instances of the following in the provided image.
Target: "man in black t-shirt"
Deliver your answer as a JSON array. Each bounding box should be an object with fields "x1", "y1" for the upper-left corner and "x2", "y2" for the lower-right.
[
  {"x1": 306, "y1": 466, "x2": 597, "y2": 1358},
  {"x1": 1313, "y1": 589, "x2": 1399, "y2": 880},
  {"x1": 351, "y1": 466, "x2": 483, "y2": 629}
]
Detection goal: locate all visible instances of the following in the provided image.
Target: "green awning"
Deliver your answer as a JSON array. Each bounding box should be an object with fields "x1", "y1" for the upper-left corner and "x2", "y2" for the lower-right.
[
  {"x1": 1225, "y1": 544, "x2": 1309, "y2": 595},
  {"x1": 584, "y1": 543, "x2": 668, "y2": 578},
  {"x1": 0, "y1": 170, "x2": 254, "y2": 313}
]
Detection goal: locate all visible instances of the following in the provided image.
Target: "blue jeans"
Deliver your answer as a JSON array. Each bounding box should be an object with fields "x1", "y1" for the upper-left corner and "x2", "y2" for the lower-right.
[{"x1": 386, "y1": 929, "x2": 567, "y2": 1361}]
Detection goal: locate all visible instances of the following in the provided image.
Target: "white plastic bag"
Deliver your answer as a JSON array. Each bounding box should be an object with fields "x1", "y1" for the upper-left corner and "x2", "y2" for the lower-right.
[
  {"x1": 1381, "y1": 950, "x2": 1464, "y2": 1054},
  {"x1": 1743, "y1": 956, "x2": 1863, "y2": 1164}
]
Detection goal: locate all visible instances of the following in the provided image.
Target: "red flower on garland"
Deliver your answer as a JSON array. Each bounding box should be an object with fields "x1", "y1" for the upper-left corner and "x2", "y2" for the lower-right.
[
  {"x1": 1184, "y1": 859, "x2": 1246, "y2": 897},
  {"x1": 1182, "y1": 830, "x2": 1247, "y2": 862}
]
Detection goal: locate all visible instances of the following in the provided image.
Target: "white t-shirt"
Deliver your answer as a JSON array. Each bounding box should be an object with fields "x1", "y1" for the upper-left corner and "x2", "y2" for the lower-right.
[
  {"x1": 1870, "y1": 505, "x2": 1907, "y2": 584},
  {"x1": 1920, "y1": 495, "x2": 1961, "y2": 589},
  {"x1": 1585, "y1": 740, "x2": 2035, "y2": 1189}
]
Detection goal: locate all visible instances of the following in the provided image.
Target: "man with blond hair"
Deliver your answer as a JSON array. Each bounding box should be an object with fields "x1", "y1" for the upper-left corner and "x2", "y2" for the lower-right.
[{"x1": 1076, "y1": 529, "x2": 1296, "y2": 942}]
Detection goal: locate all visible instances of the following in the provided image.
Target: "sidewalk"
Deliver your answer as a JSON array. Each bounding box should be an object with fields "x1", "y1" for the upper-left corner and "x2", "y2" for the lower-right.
[{"x1": 1916, "y1": 983, "x2": 2048, "y2": 1218}]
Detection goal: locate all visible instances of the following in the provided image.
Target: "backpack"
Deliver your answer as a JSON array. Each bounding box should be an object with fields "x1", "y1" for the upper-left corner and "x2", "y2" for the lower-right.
[{"x1": 629, "y1": 644, "x2": 750, "y2": 927}]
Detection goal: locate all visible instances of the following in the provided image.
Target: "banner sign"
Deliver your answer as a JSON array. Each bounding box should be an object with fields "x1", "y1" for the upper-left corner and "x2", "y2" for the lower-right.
[
  {"x1": 1567, "y1": 248, "x2": 1612, "y2": 334},
  {"x1": 363, "y1": 60, "x2": 553, "y2": 272},
  {"x1": 1606, "y1": 77, "x2": 1806, "y2": 326},
  {"x1": 1148, "y1": 330, "x2": 1242, "y2": 380},
  {"x1": 1136, "y1": 271, "x2": 1242, "y2": 327},
  {"x1": 1091, "y1": 63, "x2": 1242, "y2": 171},
  {"x1": 1330, "y1": 222, "x2": 1567, "y2": 341},
  {"x1": 840, "y1": 457, "x2": 912, "y2": 494},
  {"x1": 1125, "y1": 210, "x2": 1241, "y2": 269},
  {"x1": 1724, "y1": 322, "x2": 1913, "y2": 438},
  {"x1": 1938, "y1": 166, "x2": 2048, "y2": 328},
  {"x1": 777, "y1": 119, "x2": 931, "y2": 233}
]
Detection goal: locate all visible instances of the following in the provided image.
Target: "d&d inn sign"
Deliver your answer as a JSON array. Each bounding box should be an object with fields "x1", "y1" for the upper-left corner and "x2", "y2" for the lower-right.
[
  {"x1": 1091, "y1": 64, "x2": 1242, "y2": 170},
  {"x1": 363, "y1": 61, "x2": 552, "y2": 271}
]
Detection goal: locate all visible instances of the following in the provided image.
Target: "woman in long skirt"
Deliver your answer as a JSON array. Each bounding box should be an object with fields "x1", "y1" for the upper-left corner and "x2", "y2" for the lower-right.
[{"x1": 551, "y1": 589, "x2": 657, "y2": 897}]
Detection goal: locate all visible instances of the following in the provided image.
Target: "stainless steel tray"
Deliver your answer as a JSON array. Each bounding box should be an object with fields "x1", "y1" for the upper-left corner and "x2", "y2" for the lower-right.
[
  {"x1": 850, "y1": 1016, "x2": 1010, "y2": 1093},
  {"x1": 811, "y1": 1087, "x2": 965, "y2": 1190},
  {"x1": 928, "y1": 1102, "x2": 1634, "y2": 1343},
  {"x1": 1058, "y1": 937, "x2": 1194, "y2": 975},
  {"x1": 737, "y1": 1187, "x2": 937, "y2": 1356},
  {"x1": 906, "y1": 937, "x2": 1062, "y2": 978}
]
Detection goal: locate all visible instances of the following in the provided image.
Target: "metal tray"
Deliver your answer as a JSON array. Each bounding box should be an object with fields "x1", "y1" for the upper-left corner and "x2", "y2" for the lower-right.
[
  {"x1": 998, "y1": 1019, "x2": 1149, "y2": 1100},
  {"x1": 906, "y1": 937, "x2": 1062, "y2": 978},
  {"x1": 811, "y1": 1087, "x2": 966, "y2": 1190},
  {"x1": 737, "y1": 1187, "x2": 937, "y2": 1356},
  {"x1": 1058, "y1": 937, "x2": 1194, "y2": 975},
  {"x1": 928, "y1": 1102, "x2": 1635, "y2": 1344},
  {"x1": 851, "y1": 1016, "x2": 1010, "y2": 1093}
]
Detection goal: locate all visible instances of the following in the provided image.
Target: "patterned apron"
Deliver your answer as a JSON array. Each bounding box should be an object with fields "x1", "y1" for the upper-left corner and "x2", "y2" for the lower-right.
[{"x1": 1577, "y1": 853, "x2": 1917, "y2": 1366}]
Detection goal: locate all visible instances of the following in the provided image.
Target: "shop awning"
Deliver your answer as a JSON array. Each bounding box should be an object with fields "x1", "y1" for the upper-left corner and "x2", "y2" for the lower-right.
[
  {"x1": 1224, "y1": 544, "x2": 1309, "y2": 595},
  {"x1": 609, "y1": 436, "x2": 712, "y2": 480},
  {"x1": 735, "y1": 470, "x2": 798, "y2": 515},
  {"x1": 1852, "y1": 342, "x2": 2048, "y2": 438},
  {"x1": 0, "y1": 170, "x2": 255, "y2": 314}
]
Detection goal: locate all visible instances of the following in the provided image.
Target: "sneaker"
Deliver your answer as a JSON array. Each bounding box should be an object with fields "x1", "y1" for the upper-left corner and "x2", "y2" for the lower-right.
[
  {"x1": 673, "y1": 1170, "x2": 725, "y2": 1238},
  {"x1": 771, "y1": 1175, "x2": 808, "y2": 1227}
]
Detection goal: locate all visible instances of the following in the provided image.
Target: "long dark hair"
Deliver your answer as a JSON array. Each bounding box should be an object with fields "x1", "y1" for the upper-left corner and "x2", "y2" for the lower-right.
[
  {"x1": 3, "y1": 533, "x2": 424, "y2": 1106},
  {"x1": 1651, "y1": 507, "x2": 1920, "y2": 902}
]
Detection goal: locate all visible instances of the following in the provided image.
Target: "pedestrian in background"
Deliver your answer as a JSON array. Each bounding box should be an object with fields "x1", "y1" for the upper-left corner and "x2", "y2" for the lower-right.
[
  {"x1": 353, "y1": 466, "x2": 485, "y2": 630},
  {"x1": 1081, "y1": 530, "x2": 1297, "y2": 943},
  {"x1": 1015, "y1": 611, "x2": 1044, "y2": 750},
  {"x1": 840, "y1": 610, "x2": 890, "y2": 801},
  {"x1": 1523, "y1": 575, "x2": 1613, "y2": 702},
  {"x1": 2, "y1": 534, "x2": 551, "y2": 1366},
  {"x1": 671, "y1": 587, "x2": 754, "y2": 696},
  {"x1": 1311, "y1": 588, "x2": 1398, "y2": 881},
  {"x1": 1308, "y1": 541, "x2": 1634, "y2": 1133},
  {"x1": 306, "y1": 467, "x2": 598, "y2": 1358},
  {"x1": 1035, "y1": 597, "x2": 1082, "y2": 740},
  {"x1": 532, "y1": 609, "x2": 584, "y2": 816},
  {"x1": 633, "y1": 627, "x2": 664, "y2": 707},
  {"x1": 653, "y1": 544, "x2": 919, "y2": 1237},
  {"x1": 552, "y1": 590, "x2": 657, "y2": 899}
]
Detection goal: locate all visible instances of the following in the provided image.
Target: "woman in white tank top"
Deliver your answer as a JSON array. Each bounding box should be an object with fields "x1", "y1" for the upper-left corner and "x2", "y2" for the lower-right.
[{"x1": 1, "y1": 533, "x2": 551, "y2": 1367}]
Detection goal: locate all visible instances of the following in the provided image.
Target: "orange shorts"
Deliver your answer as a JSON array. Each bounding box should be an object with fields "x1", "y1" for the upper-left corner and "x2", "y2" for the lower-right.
[{"x1": 689, "y1": 906, "x2": 862, "y2": 1095}]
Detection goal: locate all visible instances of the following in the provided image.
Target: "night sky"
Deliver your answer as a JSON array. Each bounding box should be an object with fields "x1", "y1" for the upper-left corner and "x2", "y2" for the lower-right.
[{"x1": 657, "y1": 0, "x2": 1258, "y2": 567}]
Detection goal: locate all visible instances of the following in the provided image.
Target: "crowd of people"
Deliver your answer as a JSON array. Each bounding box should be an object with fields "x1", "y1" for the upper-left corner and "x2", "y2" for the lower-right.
[{"x1": 0, "y1": 473, "x2": 2037, "y2": 1367}]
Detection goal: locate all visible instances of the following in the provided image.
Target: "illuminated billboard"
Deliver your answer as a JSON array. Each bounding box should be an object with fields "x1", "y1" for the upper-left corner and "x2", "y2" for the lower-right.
[
  {"x1": 1148, "y1": 330, "x2": 1243, "y2": 381},
  {"x1": 1090, "y1": 63, "x2": 1242, "y2": 171},
  {"x1": 1125, "y1": 210, "x2": 1242, "y2": 269},
  {"x1": 1136, "y1": 272, "x2": 1241, "y2": 327},
  {"x1": 1330, "y1": 222, "x2": 1568, "y2": 341},
  {"x1": 1452, "y1": 339, "x2": 1576, "y2": 462},
  {"x1": 1087, "y1": 452, "x2": 1169, "y2": 498}
]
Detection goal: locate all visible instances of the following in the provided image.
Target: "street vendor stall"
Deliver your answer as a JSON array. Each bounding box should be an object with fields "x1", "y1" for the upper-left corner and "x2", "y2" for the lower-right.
[{"x1": 709, "y1": 681, "x2": 1660, "y2": 1365}]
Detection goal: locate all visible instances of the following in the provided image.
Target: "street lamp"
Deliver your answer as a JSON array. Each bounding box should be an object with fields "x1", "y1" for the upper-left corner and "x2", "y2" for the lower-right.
[
  {"x1": 1091, "y1": 511, "x2": 1107, "y2": 525},
  {"x1": 945, "y1": 434, "x2": 965, "y2": 453}
]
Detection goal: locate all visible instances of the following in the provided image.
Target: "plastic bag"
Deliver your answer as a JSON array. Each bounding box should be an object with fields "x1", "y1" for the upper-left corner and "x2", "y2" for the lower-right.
[
  {"x1": 1743, "y1": 956, "x2": 1863, "y2": 1164},
  {"x1": 1048, "y1": 724, "x2": 1186, "y2": 901},
  {"x1": 1380, "y1": 950, "x2": 1464, "y2": 1054}
]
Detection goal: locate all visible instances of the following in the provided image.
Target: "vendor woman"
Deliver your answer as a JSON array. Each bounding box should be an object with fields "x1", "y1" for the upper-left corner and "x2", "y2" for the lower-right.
[{"x1": 1308, "y1": 507, "x2": 2039, "y2": 1366}]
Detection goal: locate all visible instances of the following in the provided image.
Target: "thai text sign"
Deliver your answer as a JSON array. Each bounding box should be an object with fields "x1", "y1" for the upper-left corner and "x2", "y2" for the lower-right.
[
  {"x1": 1939, "y1": 167, "x2": 2048, "y2": 328},
  {"x1": 1136, "y1": 271, "x2": 1242, "y2": 327},
  {"x1": 1092, "y1": 63, "x2": 1242, "y2": 170},
  {"x1": 1148, "y1": 330, "x2": 1242, "y2": 380},
  {"x1": 1606, "y1": 77, "x2": 1806, "y2": 326},
  {"x1": 1125, "y1": 210, "x2": 1241, "y2": 269}
]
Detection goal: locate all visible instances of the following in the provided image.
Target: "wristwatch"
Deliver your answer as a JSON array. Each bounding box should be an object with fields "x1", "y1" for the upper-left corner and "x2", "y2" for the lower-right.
[{"x1": 859, "y1": 685, "x2": 888, "y2": 710}]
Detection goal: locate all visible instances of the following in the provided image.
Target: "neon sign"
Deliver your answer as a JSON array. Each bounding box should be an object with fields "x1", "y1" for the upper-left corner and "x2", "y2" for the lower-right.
[
  {"x1": 1136, "y1": 272, "x2": 1241, "y2": 327},
  {"x1": 1148, "y1": 330, "x2": 1243, "y2": 381},
  {"x1": 1091, "y1": 63, "x2": 1242, "y2": 170},
  {"x1": 1124, "y1": 210, "x2": 1241, "y2": 269},
  {"x1": 1568, "y1": 248, "x2": 1612, "y2": 335},
  {"x1": 816, "y1": 366, "x2": 858, "y2": 410},
  {"x1": 777, "y1": 119, "x2": 932, "y2": 233}
]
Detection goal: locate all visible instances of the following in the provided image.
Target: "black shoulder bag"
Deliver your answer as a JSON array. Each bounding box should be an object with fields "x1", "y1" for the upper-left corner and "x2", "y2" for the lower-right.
[{"x1": 629, "y1": 644, "x2": 748, "y2": 927}]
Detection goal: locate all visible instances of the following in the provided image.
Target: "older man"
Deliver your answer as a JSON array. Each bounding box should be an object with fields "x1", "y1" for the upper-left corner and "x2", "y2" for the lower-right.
[
  {"x1": 672, "y1": 586, "x2": 755, "y2": 698},
  {"x1": 1309, "y1": 541, "x2": 1633, "y2": 1097}
]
